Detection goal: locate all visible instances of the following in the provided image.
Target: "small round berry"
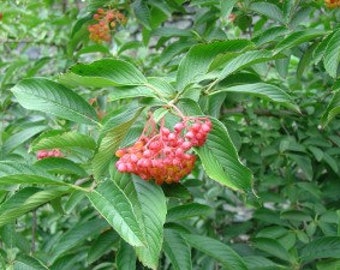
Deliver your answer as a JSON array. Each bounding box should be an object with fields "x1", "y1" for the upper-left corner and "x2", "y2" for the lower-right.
[
  {"x1": 160, "y1": 127, "x2": 170, "y2": 136},
  {"x1": 130, "y1": 154, "x2": 138, "y2": 163},
  {"x1": 174, "y1": 122, "x2": 185, "y2": 133},
  {"x1": 202, "y1": 123, "x2": 211, "y2": 132},
  {"x1": 185, "y1": 131, "x2": 195, "y2": 139},
  {"x1": 175, "y1": 148, "x2": 184, "y2": 158},
  {"x1": 168, "y1": 133, "x2": 176, "y2": 141},
  {"x1": 117, "y1": 163, "x2": 127, "y2": 172},
  {"x1": 192, "y1": 123, "x2": 201, "y2": 132},
  {"x1": 181, "y1": 141, "x2": 192, "y2": 151},
  {"x1": 143, "y1": 149, "x2": 151, "y2": 158},
  {"x1": 115, "y1": 149, "x2": 125, "y2": 157}
]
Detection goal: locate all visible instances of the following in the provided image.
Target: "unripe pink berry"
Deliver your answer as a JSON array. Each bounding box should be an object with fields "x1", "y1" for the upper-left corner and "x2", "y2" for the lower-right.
[
  {"x1": 117, "y1": 163, "x2": 127, "y2": 172},
  {"x1": 181, "y1": 141, "x2": 192, "y2": 151},
  {"x1": 173, "y1": 158, "x2": 180, "y2": 166},
  {"x1": 202, "y1": 123, "x2": 211, "y2": 132},
  {"x1": 168, "y1": 133, "x2": 176, "y2": 141},
  {"x1": 174, "y1": 122, "x2": 185, "y2": 133},
  {"x1": 126, "y1": 162, "x2": 133, "y2": 171},
  {"x1": 185, "y1": 131, "x2": 194, "y2": 139},
  {"x1": 130, "y1": 154, "x2": 138, "y2": 163},
  {"x1": 195, "y1": 132, "x2": 204, "y2": 140},
  {"x1": 175, "y1": 148, "x2": 184, "y2": 157},
  {"x1": 161, "y1": 127, "x2": 170, "y2": 135},
  {"x1": 192, "y1": 123, "x2": 201, "y2": 132}
]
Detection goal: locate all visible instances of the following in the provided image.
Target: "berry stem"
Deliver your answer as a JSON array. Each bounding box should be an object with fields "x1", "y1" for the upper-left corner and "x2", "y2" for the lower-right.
[{"x1": 165, "y1": 103, "x2": 186, "y2": 120}]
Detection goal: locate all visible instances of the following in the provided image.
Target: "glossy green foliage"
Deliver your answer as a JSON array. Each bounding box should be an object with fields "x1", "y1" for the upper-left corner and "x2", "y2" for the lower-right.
[{"x1": 1, "y1": 0, "x2": 340, "y2": 269}]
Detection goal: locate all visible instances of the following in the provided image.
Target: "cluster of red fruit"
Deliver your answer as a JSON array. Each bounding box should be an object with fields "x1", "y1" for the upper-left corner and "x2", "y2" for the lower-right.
[
  {"x1": 115, "y1": 115, "x2": 212, "y2": 185},
  {"x1": 325, "y1": 0, "x2": 340, "y2": 8},
  {"x1": 37, "y1": 149, "x2": 63, "y2": 160},
  {"x1": 88, "y1": 8, "x2": 127, "y2": 42}
]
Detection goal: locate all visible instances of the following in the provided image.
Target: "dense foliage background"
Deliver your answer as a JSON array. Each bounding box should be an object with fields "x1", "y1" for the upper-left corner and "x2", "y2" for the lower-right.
[{"x1": 1, "y1": 0, "x2": 340, "y2": 269}]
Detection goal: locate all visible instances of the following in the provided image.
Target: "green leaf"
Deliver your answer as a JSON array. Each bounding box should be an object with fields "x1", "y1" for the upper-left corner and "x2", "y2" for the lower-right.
[
  {"x1": 34, "y1": 158, "x2": 87, "y2": 176},
  {"x1": 132, "y1": 0, "x2": 151, "y2": 30},
  {"x1": 108, "y1": 86, "x2": 157, "y2": 102},
  {"x1": 157, "y1": 41, "x2": 195, "y2": 66},
  {"x1": 162, "y1": 183, "x2": 191, "y2": 199},
  {"x1": 211, "y1": 83, "x2": 299, "y2": 112},
  {"x1": 11, "y1": 78, "x2": 99, "y2": 125},
  {"x1": 313, "y1": 33, "x2": 333, "y2": 64},
  {"x1": 301, "y1": 237, "x2": 340, "y2": 262},
  {"x1": 250, "y1": 2, "x2": 284, "y2": 24},
  {"x1": 64, "y1": 191, "x2": 86, "y2": 214},
  {"x1": 31, "y1": 131, "x2": 96, "y2": 151},
  {"x1": 14, "y1": 254, "x2": 49, "y2": 270},
  {"x1": 323, "y1": 152, "x2": 339, "y2": 173},
  {"x1": 283, "y1": 0, "x2": 297, "y2": 24},
  {"x1": 49, "y1": 254, "x2": 86, "y2": 270},
  {"x1": 324, "y1": 29, "x2": 340, "y2": 78},
  {"x1": 243, "y1": 256, "x2": 287, "y2": 270},
  {"x1": 183, "y1": 234, "x2": 247, "y2": 270},
  {"x1": 152, "y1": 27, "x2": 192, "y2": 38},
  {"x1": 256, "y1": 226, "x2": 288, "y2": 239},
  {"x1": 275, "y1": 56, "x2": 290, "y2": 79},
  {"x1": 163, "y1": 229, "x2": 192, "y2": 270},
  {"x1": 297, "y1": 42, "x2": 319, "y2": 79},
  {"x1": 274, "y1": 29, "x2": 326, "y2": 54},
  {"x1": 317, "y1": 259, "x2": 340, "y2": 270},
  {"x1": 195, "y1": 118, "x2": 253, "y2": 191},
  {"x1": 134, "y1": 178, "x2": 167, "y2": 270},
  {"x1": 49, "y1": 219, "x2": 108, "y2": 264},
  {"x1": 2, "y1": 125, "x2": 47, "y2": 154},
  {"x1": 86, "y1": 179, "x2": 146, "y2": 247},
  {"x1": 253, "y1": 237, "x2": 295, "y2": 263},
  {"x1": 0, "y1": 187, "x2": 71, "y2": 227},
  {"x1": 0, "y1": 187, "x2": 39, "y2": 216},
  {"x1": 75, "y1": 44, "x2": 110, "y2": 57},
  {"x1": 176, "y1": 40, "x2": 253, "y2": 91},
  {"x1": 216, "y1": 50, "x2": 274, "y2": 81},
  {"x1": 322, "y1": 88, "x2": 340, "y2": 126},
  {"x1": 280, "y1": 210, "x2": 312, "y2": 222},
  {"x1": 88, "y1": 230, "x2": 119, "y2": 264},
  {"x1": 167, "y1": 203, "x2": 213, "y2": 222},
  {"x1": 0, "y1": 161, "x2": 72, "y2": 187},
  {"x1": 220, "y1": 0, "x2": 238, "y2": 17},
  {"x1": 147, "y1": 77, "x2": 176, "y2": 97},
  {"x1": 92, "y1": 106, "x2": 144, "y2": 181},
  {"x1": 288, "y1": 153, "x2": 313, "y2": 180},
  {"x1": 26, "y1": 57, "x2": 51, "y2": 77},
  {"x1": 116, "y1": 240, "x2": 137, "y2": 270},
  {"x1": 253, "y1": 26, "x2": 289, "y2": 46},
  {"x1": 61, "y1": 59, "x2": 147, "y2": 87}
]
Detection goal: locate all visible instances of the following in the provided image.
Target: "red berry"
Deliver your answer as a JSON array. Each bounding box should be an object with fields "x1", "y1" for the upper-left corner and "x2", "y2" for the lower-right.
[
  {"x1": 115, "y1": 114, "x2": 211, "y2": 184},
  {"x1": 174, "y1": 122, "x2": 185, "y2": 133},
  {"x1": 117, "y1": 163, "x2": 127, "y2": 172},
  {"x1": 168, "y1": 133, "x2": 176, "y2": 141},
  {"x1": 185, "y1": 131, "x2": 194, "y2": 139}
]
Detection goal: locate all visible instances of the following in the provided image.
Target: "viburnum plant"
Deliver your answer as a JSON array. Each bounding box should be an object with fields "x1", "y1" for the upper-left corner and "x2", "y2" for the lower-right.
[{"x1": 2, "y1": 0, "x2": 340, "y2": 269}]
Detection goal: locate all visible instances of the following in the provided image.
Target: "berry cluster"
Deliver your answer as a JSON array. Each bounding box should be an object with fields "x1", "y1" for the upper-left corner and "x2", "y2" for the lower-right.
[
  {"x1": 88, "y1": 8, "x2": 127, "y2": 42},
  {"x1": 325, "y1": 0, "x2": 340, "y2": 8},
  {"x1": 37, "y1": 149, "x2": 63, "y2": 160},
  {"x1": 115, "y1": 115, "x2": 212, "y2": 185}
]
